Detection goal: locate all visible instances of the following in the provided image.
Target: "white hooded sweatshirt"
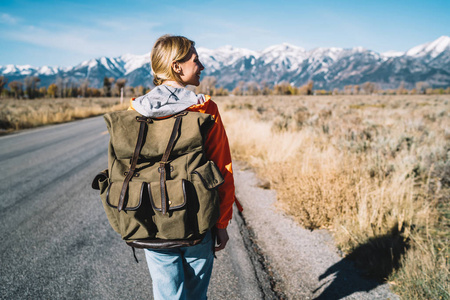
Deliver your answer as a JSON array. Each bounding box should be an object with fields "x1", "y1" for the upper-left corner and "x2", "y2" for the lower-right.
[{"x1": 132, "y1": 85, "x2": 205, "y2": 118}]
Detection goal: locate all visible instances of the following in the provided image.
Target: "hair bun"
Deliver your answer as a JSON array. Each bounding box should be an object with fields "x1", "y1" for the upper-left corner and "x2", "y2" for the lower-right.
[{"x1": 153, "y1": 75, "x2": 162, "y2": 86}]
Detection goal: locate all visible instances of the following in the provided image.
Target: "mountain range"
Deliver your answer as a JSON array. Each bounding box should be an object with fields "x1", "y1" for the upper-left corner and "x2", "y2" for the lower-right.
[{"x1": 1, "y1": 36, "x2": 449, "y2": 91}]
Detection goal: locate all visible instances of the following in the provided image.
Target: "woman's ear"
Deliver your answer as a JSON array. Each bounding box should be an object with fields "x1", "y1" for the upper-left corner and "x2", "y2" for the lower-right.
[{"x1": 172, "y1": 61, "x2": 182, "y2": 74}]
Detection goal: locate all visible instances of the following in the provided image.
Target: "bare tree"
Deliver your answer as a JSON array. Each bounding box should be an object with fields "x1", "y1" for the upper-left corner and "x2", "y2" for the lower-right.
[
  {"x1": 125, "y1": 86, "x2": 134, "y2": 97},
  {"x1": 8, "y1": 81, "x2": 23, "y2": 99},
  {"x1": 0, "y1": 76, "x2": 7, "y2": 98},
  {"x1": 274, "y1": 81, "x2": 291, "y2": 95},
  {"x1": 80, "y1": 79, "x2": 89, "y2": 98},
  {"x1": 397, "y1": 81, "x2": 408, "y2": 95},
  {"x1": 114, "y1": 78, "x2": 127, "y2": 96},
  {"x1": 67, "y1": 82, "x2": 79, "y2": 98},
  {"x1": 306, "y1": 80, "x2": 314, "y2": 95},
  {"x1": 232, "y1": 81, "x2": 246, "y2": 96},
  {"x1": 196, "y1": 76, "x2": 217, "y2": 95},
  {"x1": 344, "y1": 85, "x2": 353, "y2": 95},
  {"x1": 362, "y1": 82, "x2": 376, "y2": 94},
  {"x1": 415, "y1": 81, "x2": 429, "y2": 94},
  {"x1": 246, "y1": 81, "x2": 260, "y2": 95},
  {"x1": 24, "y1": 76, "x2": 40, "y2": 99},
  {"x1": 55, "y1": 77, "x2": 67, "y2": 98},
  {"x1": 134, "y1": 85, "x2": 144, "y2": 96},
  {"x1": 214, "y1": 86, "x2": 229, "y2": 96},
  {"x1": 260, "y1": 81, "x2": 271, "y2": 95},
  {"x1": 103, "y1": 77, "x2": 115, "y2": 97},
  {"x1": 298, "y1": 80, "x2": 314, "y2": 95}
]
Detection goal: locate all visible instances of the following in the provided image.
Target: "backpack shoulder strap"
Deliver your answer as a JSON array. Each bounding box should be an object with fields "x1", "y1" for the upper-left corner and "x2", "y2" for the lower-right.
[
  {"x1": 117, "y1": 116, "x2": 153, "y2": 212},
  {"x1": 159, "y1": 111, "x2": 187, "y2": 214}
]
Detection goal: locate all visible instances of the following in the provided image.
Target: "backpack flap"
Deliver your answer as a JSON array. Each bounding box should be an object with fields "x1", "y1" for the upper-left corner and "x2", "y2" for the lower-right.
[
  {"x1": 192, "y1": 161, "x2": 225, "y2": 190},
  {"x1": 106, "y1": 182, "x2": 145, "y2": 211},
  {"x1": 148, "y1": 180, "x2": 188, "y2": 212}
]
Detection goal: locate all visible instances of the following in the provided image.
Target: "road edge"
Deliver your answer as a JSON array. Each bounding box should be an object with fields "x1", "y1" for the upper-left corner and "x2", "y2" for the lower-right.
[{"x1": 234, "y1": 208, "x2": 287, "y2": 300}]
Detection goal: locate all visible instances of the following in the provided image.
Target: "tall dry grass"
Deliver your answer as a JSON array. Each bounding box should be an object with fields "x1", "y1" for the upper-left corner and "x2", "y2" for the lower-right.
[
  {"x1": 0, "y1": 97, "x2": 128, "y2": 134},
  {"x1": 218, "y1": 95, "x2": 449, "y2": 299}
]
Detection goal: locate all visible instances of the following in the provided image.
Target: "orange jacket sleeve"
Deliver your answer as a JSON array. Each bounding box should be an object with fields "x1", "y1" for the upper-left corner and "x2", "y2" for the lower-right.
[{"x1": 187, "y1": 96, "x2": 242, "y2": 229}]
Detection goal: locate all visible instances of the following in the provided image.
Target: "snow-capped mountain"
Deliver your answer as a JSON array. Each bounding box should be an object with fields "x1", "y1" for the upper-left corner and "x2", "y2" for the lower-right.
[
  {"x1": 1, "y1": 36, "x2": 449, "y2": 90},
  {"x1": 197, "y1": 45, "x2": 259, "y2": 72},
  {"x1": 381, "y1": 51, "x2": 404, "y2": 58},
  {"x1": 406, "y1": 36, "x2": 450, "y2": 58}
]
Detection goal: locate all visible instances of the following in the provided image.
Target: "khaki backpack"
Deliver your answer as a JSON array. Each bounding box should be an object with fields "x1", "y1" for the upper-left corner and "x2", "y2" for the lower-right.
[{"x1": 92, "y1": 110, "x2": 224, "y2": 249}]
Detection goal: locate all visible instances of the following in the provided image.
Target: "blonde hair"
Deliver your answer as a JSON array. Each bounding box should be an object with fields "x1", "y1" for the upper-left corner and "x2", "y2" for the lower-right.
[{"x1": 151, "y1": 35, "x2": 195, "y2": 86}]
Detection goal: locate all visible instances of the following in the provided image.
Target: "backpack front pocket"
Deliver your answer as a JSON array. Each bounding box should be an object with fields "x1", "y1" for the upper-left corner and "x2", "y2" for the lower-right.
[
  {"x1": 100, "y1": 180, "x2": 157, "y2": 240},
  {"x1": 148, "y1": 180, "x2": 196, "y2": 239},
  {"x1": 106, "y1": 181, "x2": 145, "y2": 211},
  {"x1": 148, "y1": 180, "x2": 188, "y2": 212}
]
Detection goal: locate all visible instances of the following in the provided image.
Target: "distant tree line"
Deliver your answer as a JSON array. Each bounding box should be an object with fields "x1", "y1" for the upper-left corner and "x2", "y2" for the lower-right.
[
  {"x1": 197, "y1": 78, "x2": 450, "y2": 96},
  {"x1": 0, "y1": 76, "x2": 150, "y2": 99},
  {"x1": 333, "y1": 81, "x2": 450, "y2": 96},
  {"x1": 1, "y1": 75, "x2": 449, "y2": 99},
  {"x1": 195, "y1": 77, "x2": 315, "y2": 96}
]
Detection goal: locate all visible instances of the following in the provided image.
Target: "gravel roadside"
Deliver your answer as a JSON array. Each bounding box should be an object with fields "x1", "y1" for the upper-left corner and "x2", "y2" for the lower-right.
[{"x1": 234, "y1": 163, "x2": 400, "y2": 300}]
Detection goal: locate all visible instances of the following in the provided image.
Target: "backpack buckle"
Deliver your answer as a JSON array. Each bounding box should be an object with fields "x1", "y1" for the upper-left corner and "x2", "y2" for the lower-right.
[
  {"x1": 124, "y1": 171, "x2": 140, "y2": 177},
  {"x1": 158, "y1": 166, "x2": 174, "y2": 173},
  {"x1": 136, "y1": 116, "x2": 153, "y2": 123}
]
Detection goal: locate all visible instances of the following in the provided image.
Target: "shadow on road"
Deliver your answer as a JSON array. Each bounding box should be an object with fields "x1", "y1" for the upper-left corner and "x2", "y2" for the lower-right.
[{"x1": 313, "y1": 225, "x2": 409, "y2": 299}]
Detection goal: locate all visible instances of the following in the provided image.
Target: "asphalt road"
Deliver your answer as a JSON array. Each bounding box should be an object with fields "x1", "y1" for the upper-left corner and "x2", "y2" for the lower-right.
[{"x1": 0, "y1": 117, "x2": 265, "y2": 300}]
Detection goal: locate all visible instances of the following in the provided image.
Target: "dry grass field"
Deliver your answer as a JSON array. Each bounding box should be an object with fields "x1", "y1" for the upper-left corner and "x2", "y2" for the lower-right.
[
  {"x1": 1, "y1": 95, "x2": 448, "y2": 298},
  {"x1": 0, "y1": 97, "x2": 128, "y2": 134},
  {"x1": 216, "y1": 94, "x2": 449, "y2": 300}
]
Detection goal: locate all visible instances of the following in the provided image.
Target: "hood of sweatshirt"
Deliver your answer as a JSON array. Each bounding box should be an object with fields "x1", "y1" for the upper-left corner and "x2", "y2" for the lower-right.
[{"x1": 132, "y1": 85, "x2": 205, "y2": 118}]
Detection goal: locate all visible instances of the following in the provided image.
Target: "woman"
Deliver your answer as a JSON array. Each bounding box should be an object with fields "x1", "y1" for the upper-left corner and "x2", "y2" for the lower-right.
[{"x1": 128, "y1": 34, "x2": 241, "y2": 300}]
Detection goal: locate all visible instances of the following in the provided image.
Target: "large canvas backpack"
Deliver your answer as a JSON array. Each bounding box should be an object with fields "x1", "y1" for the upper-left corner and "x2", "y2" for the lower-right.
[{"x1": 92, "y1": 110, "x2": 224, "y2": 249}]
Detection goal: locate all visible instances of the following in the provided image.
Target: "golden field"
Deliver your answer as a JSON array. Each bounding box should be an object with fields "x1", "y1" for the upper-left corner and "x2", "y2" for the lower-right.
[
  {"x1": 0, "y1": 97, "x2": 128, "y2": 134},
  {"x1": 216, "y1": 94, "x2": 449, "y2": 299},
  {"x1": 1, "y1": 95, "x2": 448, "y2": 299}
]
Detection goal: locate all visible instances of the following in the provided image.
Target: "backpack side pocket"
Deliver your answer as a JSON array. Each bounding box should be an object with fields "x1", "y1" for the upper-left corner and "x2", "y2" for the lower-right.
[{"x1": 191, "y1": 161, "x2": 224, "y2": 234}]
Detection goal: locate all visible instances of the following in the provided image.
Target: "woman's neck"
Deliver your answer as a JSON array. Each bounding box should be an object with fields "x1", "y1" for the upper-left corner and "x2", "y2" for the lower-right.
[{"x1": 162, "y1": 80, "x2": 185, "y2": 88}]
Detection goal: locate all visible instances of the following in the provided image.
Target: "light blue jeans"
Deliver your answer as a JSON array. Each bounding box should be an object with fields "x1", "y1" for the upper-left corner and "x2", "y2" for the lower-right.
[{"x1": 144, "y1": 232, "x2": 214, "y2": 300}]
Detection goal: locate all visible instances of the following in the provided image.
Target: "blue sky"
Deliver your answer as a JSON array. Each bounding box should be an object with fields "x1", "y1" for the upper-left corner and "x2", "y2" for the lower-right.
[{"x1": 1, "y1": 0, "x2": 449, "y2": 67}]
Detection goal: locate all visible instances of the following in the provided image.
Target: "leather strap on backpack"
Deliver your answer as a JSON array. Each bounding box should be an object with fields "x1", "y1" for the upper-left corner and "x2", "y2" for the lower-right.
[
  {"x1": 117, "y1": 116, "x2": 152, "y2": 212},
  {"x1": 118, "y1": 112, "x2": 186, "y2": 213},
  {"x1": 159, "y1": 112, "x2": 186, "y2": 214}
]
